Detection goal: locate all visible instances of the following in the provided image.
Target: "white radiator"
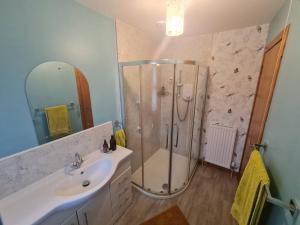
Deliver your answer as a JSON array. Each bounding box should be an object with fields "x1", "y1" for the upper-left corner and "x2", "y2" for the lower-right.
[{"x1": 205, "y1": 125, "x2": 237, "y2": 169}]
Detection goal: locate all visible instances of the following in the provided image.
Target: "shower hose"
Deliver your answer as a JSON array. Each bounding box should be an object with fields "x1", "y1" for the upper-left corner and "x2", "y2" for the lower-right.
[{"x1": 176, "y1": 95, "x2": 190, "y2": 122}]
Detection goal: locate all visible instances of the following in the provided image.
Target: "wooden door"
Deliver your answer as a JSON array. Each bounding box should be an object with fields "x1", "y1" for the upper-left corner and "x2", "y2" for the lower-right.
[
  {"x1": 240, "y1": 25, "x2": 290, "y2": 172},
  {"x1": 74, "y1": 68, "x2": 94, "y2": 129}
]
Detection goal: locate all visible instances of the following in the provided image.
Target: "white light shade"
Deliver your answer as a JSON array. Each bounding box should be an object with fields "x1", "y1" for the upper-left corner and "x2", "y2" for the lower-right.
[{"x1": 166, "y1": 0, "x2": 184, "y2": 36}]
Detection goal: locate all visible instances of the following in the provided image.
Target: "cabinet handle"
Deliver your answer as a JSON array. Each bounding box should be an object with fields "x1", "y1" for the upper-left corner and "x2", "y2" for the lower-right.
[{"x1": 84, "y1": 212, "x2": 89, "y2": 225}]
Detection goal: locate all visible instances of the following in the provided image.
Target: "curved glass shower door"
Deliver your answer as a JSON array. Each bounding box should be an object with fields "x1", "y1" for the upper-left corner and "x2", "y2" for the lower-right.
[
  {"x1": 140, "y1": 63, "x2": 173, "y2": 194},
  {"x1": 170, "y1": 63, "x2": 199, "y2": 193},
  {"x1": 120, "y1": 65, "x2": 143, "y2": 188},
  {"x1": 120, "y1": 60, "x2": 207, "y2": 197}
]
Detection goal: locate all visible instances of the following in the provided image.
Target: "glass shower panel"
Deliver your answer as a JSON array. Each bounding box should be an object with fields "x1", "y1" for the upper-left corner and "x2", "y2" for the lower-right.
[
  {"x1": 189, "y1": 67, "x2": 207, "y2": 177},
  {"x1": 122, "y1": 65, "x2": 143, "y2": 188},
  {"x1": 170, "y1": 64, "x2": 198, "y2": 192},
  {"x1": 141, "y1": 63, "x2": 174, "y2": 194},
  {"x1": 120, "y1": 60, "x2": 207, "y2": 198}
]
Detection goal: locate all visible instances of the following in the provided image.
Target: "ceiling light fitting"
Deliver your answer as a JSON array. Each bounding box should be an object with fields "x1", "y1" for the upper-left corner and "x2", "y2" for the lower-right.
[{"x1": 166, "y1": 0, "x2": 184, "y2": 36}]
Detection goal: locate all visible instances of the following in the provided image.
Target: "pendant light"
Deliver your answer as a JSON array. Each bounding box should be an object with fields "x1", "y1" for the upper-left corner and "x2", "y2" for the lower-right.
[{"x1": 166, "y1": 0, "x2": 184, "y2": 36}]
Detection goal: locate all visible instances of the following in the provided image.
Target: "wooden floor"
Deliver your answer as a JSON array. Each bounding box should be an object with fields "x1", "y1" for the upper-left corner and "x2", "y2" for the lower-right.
[{"x1": 115, "y1": 165, "x2": 238, "y2": 225}]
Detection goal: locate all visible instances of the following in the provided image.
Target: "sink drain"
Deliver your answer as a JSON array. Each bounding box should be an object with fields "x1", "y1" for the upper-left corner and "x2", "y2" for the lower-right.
[
  {"x1": 82, "y1": 180, "x2": 90, "y2": 187},
  {"x1": 162, "y1": 183, "x2": 169, "y2": 190}
]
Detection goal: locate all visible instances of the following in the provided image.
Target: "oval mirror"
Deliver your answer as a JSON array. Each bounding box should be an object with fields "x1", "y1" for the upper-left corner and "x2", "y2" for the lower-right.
[{"x1": 26, "y1": 61, "x2": 94, "y2": 144}]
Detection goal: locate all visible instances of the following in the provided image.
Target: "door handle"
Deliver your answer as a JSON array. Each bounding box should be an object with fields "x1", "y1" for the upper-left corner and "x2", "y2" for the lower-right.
[
  {"x1": 174, "y1": 123, "x2": 179, "y2": 148},
  {"x1": 137, "y1": 126, "x2": 142, "y2": 134},
  {"x1": 165, "y1": 124, "x2": 169, "y2": 149}
]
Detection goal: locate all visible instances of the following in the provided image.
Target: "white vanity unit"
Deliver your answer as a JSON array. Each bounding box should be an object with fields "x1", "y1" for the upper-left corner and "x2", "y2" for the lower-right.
[{"x1": 0, "y1": 147, "x2": 132, "y2": 225}]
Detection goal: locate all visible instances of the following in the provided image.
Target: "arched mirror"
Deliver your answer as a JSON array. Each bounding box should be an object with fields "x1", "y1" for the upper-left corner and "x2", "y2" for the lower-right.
[{"x1": 26, "y1": 61, "x2": 94, "y2": 144}]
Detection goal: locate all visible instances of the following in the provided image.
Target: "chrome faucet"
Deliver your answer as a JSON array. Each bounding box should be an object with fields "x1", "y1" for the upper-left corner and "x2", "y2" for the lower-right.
[{"x1": 72, "y1": 152, "x2": 84, "y2": 169}]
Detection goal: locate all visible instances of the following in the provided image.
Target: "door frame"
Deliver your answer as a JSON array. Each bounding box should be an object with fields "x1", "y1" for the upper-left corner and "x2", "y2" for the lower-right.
[
  {"x1": 239, "y1": 25, "x2": 290, "y2": 173},
  {"x1": 74, "y1": 68, "x2": 94, "y2": 129}
]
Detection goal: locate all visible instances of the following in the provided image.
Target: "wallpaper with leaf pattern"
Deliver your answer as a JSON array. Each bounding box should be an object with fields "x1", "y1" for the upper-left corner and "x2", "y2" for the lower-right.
[{"x1": 201, "y1": 24, "x2": 269, "y2": 170}]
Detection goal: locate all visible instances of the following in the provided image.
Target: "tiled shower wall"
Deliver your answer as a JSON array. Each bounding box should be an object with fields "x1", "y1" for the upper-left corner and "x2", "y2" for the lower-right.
[
  {"x1": 158, "y1": 34, "x2": 212, "y2": 160},
  {"x1": 116, "y1": 21, "x2": 212, "y2": 173},
  {"x1": 160, "y1": 34, "x2": 214, "y2": 66},
  {"x1": 121, "y1": 65, "x2": 162, "y2": 172},
  {"x1": 116, "y1": 22, "x2": 269, "y2": 170},
  {"x1": 116, "y1": 20, "x2": 159, "y2": 61},
  {"x1": 158, "y1": 64, "x2": 207, "y2": 159},
  {"x1": 116, "y1": 20, "x2": 162, "y2": 172}
]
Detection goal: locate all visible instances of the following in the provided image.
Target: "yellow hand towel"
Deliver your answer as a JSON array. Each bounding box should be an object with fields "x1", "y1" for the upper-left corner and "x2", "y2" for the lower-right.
[
  {"x1": 45, "y1": 105, "x2": 72, "y2": 139},
  {"x1": 115, "y1": 129, "x2": 126, "y2": 147},
  {"x1": 231, "y1": 150, "x2": 270, "y2": 225}
]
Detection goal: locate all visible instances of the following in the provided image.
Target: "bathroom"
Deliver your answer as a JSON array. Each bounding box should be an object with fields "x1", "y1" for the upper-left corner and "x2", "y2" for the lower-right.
[{"x1": 0, "y1": 0, "x2": 299, "y2": 224}]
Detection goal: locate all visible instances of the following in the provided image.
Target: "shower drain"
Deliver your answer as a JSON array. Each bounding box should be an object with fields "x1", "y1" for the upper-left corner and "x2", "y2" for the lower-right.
[{"x1": 162, "y1": 183, "x2": 169, "y2": 190}]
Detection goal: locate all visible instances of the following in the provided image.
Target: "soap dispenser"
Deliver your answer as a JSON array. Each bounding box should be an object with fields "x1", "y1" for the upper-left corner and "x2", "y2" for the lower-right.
[
  {"x1": 109, "y1": 135, "x2": 117, "y2": 151},
  {"x1": 102, "y1": 139, "x2": 109, "y2": 153}
]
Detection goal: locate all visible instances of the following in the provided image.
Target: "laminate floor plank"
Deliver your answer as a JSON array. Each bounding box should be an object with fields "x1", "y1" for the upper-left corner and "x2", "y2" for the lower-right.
[{"x1": 115, "y1": 166, "x2": 238, "y2": 225}]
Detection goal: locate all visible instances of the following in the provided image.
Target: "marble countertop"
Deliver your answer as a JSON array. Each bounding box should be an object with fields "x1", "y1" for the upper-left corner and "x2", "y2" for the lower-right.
[{"x1": 0, "y1": 147, "x2": 132, "y2": 225}]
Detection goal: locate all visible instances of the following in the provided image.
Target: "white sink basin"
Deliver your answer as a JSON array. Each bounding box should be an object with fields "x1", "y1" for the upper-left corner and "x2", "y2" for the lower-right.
[
  {"x1": 0, "y1": 148, "x2": 132, "y2": 225},
  {"x1": 55, "y1": 158, "x2": 113, "y2": 197}
]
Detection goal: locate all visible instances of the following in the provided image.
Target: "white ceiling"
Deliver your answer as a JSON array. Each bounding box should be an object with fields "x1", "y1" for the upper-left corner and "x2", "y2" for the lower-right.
[{"x1": 77, "y1": 0, "x2": 285, "y2": 37}]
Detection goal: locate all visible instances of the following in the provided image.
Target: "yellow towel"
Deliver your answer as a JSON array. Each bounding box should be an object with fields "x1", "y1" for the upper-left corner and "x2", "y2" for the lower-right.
[
  {"x1": 115, "y1": 129, "x2": 126, "y2": 147},
  {"x1": 45, "y1": 105, "x2": 71, "y2": 139},
  {"x1": 231, "y1": 150, "x2": 270, "y2": 225}
]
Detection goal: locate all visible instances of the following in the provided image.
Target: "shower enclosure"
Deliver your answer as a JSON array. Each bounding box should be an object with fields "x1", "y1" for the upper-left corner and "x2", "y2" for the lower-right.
[{"x1": 119, "y1": 59, "x2": 208, "y2": 198}]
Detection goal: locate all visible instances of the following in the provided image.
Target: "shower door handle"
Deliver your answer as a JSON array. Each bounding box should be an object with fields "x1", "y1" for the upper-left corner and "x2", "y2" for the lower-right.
[
  {"x1": 165, "y1": 124, "x2": 169, "y2": 149},
  {"x1": 137, "y1": 126, "x2": 142, "y2": 134},
  {"x1": 174, "y1": 123, "x2": 179, "y2": 148}
]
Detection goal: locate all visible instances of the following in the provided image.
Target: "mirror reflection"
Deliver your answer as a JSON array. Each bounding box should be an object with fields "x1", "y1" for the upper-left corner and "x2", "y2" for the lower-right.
[{"x1": 26, "y1": 61, "x2": 94, "y2": 144}]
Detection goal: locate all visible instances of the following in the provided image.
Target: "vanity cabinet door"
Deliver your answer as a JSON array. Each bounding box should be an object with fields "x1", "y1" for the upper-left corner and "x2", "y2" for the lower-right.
[
  {"x1": 110, "y1": 167, "x2": 132, "y2": 222},
  {"x1": 61, "y1": 214, "x2": 79, "y2": 225},
  {"x1": 38, "y1": 208, "x2": 78, "y2": 225},
  {"x1": 77, "y1": 185, "x2": 112, "y2": 225}
]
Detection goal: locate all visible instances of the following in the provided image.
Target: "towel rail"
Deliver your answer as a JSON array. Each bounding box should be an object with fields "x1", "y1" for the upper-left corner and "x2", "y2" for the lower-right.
[
  {"x1": 34, "y1": 102, "x2": 76, "y2": 116},
  {"x1": 265, "y1": 185, "x2": 298, "y2": 217},
  {"x1": 253, "y1": 144, "x2": 299, "y2": 218},
  {"x1": 250, "y1": 143, "x2": 267, "y2": 151}
]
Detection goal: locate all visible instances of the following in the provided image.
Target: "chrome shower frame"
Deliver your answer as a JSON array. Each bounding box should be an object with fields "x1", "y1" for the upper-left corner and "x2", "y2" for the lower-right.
[{"x1": 118, "y1": 59, "x2": 208, "y2": 198}]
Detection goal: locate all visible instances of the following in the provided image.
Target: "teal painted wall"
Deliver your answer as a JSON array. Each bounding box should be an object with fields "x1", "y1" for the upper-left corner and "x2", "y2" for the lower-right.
[
  {"x1": 267, "y1": 0, "x2": 291, "y2": 43},
  {"x1": 26, "y1": 62, "x2": 83, "y2": 144},
  {"x1": 261, "y1": 0, "x2": 300, "y2": 224},
  {"x1": 0, "y1": 0, "x2": 120, "y2": 158}
]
